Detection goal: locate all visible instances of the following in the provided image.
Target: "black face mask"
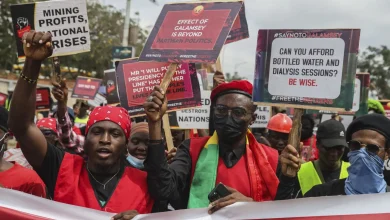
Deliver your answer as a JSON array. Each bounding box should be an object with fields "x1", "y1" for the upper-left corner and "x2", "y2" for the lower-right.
[
  {"x1": 214, "y1": 115, "x2": 248, "y2": 143},
  {"x1": 301, "y1": 128, "x2": 313, "y2": 141}
]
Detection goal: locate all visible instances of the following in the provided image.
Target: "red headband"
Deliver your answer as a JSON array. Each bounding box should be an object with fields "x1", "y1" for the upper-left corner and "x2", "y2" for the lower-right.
[
  {"x1": 86, "y1": 106, "x2": 131, "y2": 139},
  {"x1": 37, "y1": 118, "x2": 58, "y2": 134}
]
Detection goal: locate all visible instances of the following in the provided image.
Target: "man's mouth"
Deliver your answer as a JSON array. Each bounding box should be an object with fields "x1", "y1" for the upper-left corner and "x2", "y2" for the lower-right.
[{"x1": 96, "y1": 148, "x2": 112, "y2": 159}]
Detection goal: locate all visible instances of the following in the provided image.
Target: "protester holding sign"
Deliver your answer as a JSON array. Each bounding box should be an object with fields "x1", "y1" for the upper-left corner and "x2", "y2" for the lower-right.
[
  {"x1": 144, "y1": 80, "x2": 279, "y2": 213},
  {"x1": 8, "y1": 31, "x2": 154, "y2": 218},
  {"x1": 276, "y1": 119, "x2": 349, "y2": 199},
  {"x1": 300, "y1": 114, "x2": 318, "y2": 162},
  {"x1": 0, "y1": 107, "x2": 46, "y2": 198},
  {"x1": 280, "y1": 114, "x2": 390, "y2": 197}
]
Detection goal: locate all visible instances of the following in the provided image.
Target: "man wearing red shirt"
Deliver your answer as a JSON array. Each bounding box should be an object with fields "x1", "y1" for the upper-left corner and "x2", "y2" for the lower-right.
[{"x1": 0, "y1": 107, "x2": 46, "y2": 197}]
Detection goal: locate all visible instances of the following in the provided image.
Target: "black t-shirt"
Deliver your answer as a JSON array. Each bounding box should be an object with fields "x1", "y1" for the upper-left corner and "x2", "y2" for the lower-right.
[
  {"x1": 322, "y1": 167, "x2": 341, "y2": 183},
  {"x1": 35, "y1": 143, "x2": 124, "y2": 207},
  {"x1": 304, "y1": 179, "x2": 346, "y2": 198}
]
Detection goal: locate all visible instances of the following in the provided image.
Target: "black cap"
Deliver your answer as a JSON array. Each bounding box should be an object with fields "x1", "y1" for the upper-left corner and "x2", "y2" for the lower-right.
[
  {"x1": 316, "y1": 119, "x2": 347, "y2": 148},
  {"x1": 346, "y1": 113, "x2": 390, "y2": 143}
]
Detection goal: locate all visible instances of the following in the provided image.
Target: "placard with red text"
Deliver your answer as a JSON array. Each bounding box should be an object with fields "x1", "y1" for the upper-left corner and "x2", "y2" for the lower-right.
[
  {"x1": 139, "y1": 1, "x2": 244, "y2": 63},
  {"x1": 253, "y1": 29, "x2": 360, "y2": 110},
  {"x1": 36, "y1": 88, "x2": 51, "y2": 110},
  {"x1": 116, "y1": 59, "x2": 201, "y2": 116},
  {"x1": 71, "y1": 76, "x2": 102, "y2": 100}
]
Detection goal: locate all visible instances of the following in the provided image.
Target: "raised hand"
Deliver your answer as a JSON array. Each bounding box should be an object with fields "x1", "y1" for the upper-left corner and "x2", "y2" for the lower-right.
[
  {"x1": 143, "y1": 86, "x2": 167, "y2": 123},
  {"x1": 22, "y1": 31, "x2": 53, "y2": 61},
  {"x1": 52, "y1": 79, "x2": 68, "y2": 104}
]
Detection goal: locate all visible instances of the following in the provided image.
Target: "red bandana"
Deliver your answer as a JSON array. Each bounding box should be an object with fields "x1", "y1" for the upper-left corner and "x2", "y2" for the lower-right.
[
  {"x1": 36, "y1": 118, "x2": 58, "y2": 133},
  {"x1": 86, "y1": 106, "x2": 131, "y2": 139}
]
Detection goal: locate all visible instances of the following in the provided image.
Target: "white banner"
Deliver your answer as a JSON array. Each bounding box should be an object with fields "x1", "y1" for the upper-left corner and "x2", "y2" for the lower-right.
[{"x1": 1, "y1": 188, "x2": 390, "y2": 220}]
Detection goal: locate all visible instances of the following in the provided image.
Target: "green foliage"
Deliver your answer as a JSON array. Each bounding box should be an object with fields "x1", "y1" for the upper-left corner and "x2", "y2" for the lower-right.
[
  {"x1": 225, "y1": 72, "x2": 245, "y2": 82},
  {"x1": 358, "y1": 46, "x2": 390, "y2": 99},
  {"x1": 0, "y1": 1, "x2": 149, "y2": 79},
  {"x1": 367, "y1": 99, "x2": 385, "y2": 115}
]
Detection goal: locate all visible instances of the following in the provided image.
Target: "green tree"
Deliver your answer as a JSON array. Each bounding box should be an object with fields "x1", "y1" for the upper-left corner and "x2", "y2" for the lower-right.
[
  {"x1": 357, "y1": 46, "x2": 390, "y2": 99},
  {"x1": 225, "y1": 72, "x2": 246, "y2": 82},
  {"x1": 0, "y1": 1, "x2": 149, "y2": 79}
]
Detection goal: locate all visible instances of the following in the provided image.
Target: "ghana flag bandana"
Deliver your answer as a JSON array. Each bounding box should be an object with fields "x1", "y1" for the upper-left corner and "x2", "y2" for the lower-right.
[{"x1": 187, "y1": 131, "x2": 279, "y2": 208}]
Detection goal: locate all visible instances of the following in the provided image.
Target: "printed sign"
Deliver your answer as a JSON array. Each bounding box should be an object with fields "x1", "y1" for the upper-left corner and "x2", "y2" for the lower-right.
[
  {"x1": 103, "y1": 69, "x2": 120, "y2": 105},
  {"x1": 112, "y1": 46, "x2": 134, "y2": 68},
  {"x1": 225, "y1": 3, "x2": 249, "y2": 44},
  {"x1": 139, "y1": 1, "x2": 244, "y2": 63},
  {"x1": 10, "y1": 0, "x2": 90, "y2": 61},
  {"x1": 87, "y1": 93, "x2": 107, "y2": 107},
  {"x1": 169, "y1": 90, "x2": 271, "y2": 129},
  {"x1": 116, "y1": 59, "x2": 201, "y2": 116},
  {"x1": 36, "y1": 88, "x2": 51, "y2": 110},
  {"x1": 71, "y1": 76, "x2": 102, "y2": 100},
  {"x1": 253, "y1": 29, "x2": 360, "y2": 111}
]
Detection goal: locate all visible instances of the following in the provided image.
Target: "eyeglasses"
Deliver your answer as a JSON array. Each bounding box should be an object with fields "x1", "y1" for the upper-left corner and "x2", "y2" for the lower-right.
[
  {"x1": 347, "y1": 140, "x2": 385, "y2": 154},
  {"x1": 214, "y1": 105, "x2": 249, "y2": 119}
]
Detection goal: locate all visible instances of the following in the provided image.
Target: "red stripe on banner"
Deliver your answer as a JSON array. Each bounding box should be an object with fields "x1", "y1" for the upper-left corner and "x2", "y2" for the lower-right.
[
  {"x1": 273, "y1": 213, "x2": 390, "y2": 220},
  {"x1": 0, "y1": 207, "x2": 52, "y2": 220}
]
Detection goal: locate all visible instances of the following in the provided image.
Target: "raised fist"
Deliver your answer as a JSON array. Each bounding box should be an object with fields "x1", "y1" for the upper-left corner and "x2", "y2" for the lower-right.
[{"x1": 22, "y1": 31, "x2": 53, "y2": 61}]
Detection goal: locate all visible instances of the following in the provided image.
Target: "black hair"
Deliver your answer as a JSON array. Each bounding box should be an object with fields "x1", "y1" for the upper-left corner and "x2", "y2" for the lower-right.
[{"x1": 301, "y1": 114, "x2": 315, "y2": 128}]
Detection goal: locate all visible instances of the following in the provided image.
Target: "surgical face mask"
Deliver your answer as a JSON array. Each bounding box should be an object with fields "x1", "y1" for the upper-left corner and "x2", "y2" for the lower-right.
[
  {"x1": 345, "y1": 148, "x2": 387, "y2": 195},
  {"x1": 126, "y1": 154, "x2": 145, "y2": 170},
  {"x1": 214, "y1": 114, "x2": 248, "y2": 143}
]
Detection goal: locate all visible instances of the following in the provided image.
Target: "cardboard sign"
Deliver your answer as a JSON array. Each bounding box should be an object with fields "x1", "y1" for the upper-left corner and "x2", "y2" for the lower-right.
[
  {"x1": 253, "y1": 29, "x2": 360, "y2": 111},
  {"x1": 71, "y1": 76, "x2": 102, "y2": 100},
  {"x1": 169, "y1": 90, "x2": 271, "y2": 129},
  {"x1": 103, "y1": 69, "x2": 120, "y2": 105},
  {"x1": 10, "y1": 0, "x2": 90, "y2": 61},
  {"x1": 36, "y1": 88, "x2": 51, "y2": 110},
  {"x1": 225, "y1": 3, "x2": 249, "y2": 44},
  {"x1": 139, "y1": 1, "x2": 244, "y2": 63},
  {"x1": 116, "y1": 59, "x2": 201, "y2": 116}
]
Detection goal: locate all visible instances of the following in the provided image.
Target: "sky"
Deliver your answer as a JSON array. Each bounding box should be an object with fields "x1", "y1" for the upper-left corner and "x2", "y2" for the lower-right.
[{"x1": 103, "y1": 0, "x2": 390, "y2": 82}]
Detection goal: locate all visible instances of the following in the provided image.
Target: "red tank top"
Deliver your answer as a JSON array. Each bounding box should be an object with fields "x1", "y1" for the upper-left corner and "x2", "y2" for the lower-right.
[{"x1": 54, "y1": 153, "x2": 153, "y2": 214}]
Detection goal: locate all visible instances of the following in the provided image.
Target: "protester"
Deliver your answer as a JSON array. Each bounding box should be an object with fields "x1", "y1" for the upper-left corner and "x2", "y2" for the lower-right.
[
  {"x1": 267, "y1": 113, "x2": 292, "y2": 154},
  {"x1": 300, "y1": 114, "x2": 318, "y2": 162},
  {"x1": 74, "y1": 101, "x2": 89, "y2": 128},
  {"x1": 0, "y1": 107, "x2": 46, "y2": 197},
  {"x1": 52, "y1": 80, "x2": 84, "y2": 155},
  {"x1": 8, "y1": 31, "x2": 153, "y2": 218},
  {"x1": 127, "y1": 122, "x2": 148, "y2": 170},
  {"x1": 143, "y1": 80, "x2": 279, "y2": 214},
  {"x1": 171, "y1": 130, "x2": 184, "y2": 148},
  {"x1": 279, "y1": 114, "x2": 390, "y2": 197},
  {"x1": 36, "y1": 118, "x2": 61, "y2": 148},
  {"x1": 276, "y1": 119, "x2": 349, "y2": 199}
]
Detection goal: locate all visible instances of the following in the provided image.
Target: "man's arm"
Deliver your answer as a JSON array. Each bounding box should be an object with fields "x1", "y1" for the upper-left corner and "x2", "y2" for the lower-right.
[
  {"x1": 275, "y1": 175, "x2": 303, "y2": 200},
  {"x1": 8, "y1": 31, "x2": 53, "y2": 169}
]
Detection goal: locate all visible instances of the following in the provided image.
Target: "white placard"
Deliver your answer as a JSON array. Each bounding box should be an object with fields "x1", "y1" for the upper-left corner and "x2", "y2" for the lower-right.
[
  {"x1": 352, "y1": 78, "x2": 361, "y2": 112},
  {"x1": 268, "y1": 38, "x2": 345, "y2": 99},
  {"x1": 176, "y1": 90, "x2": 211, "y2": 129},
  {"x1": 175, "y1": 90, "x2": 270, "y2": 129},
  {"x1": 251, "y1": 106, "x2": 271, "y2": 128},
  {"x1": 34, "y1": 0, "x2": 90, "y2": 56}
]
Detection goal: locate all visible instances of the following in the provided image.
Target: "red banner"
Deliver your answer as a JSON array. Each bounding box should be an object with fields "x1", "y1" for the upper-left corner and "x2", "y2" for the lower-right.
[
  {"x1": 116, "y1": 59, "x2": 201, "y2": 116},
  {"x1": 139, "y1": 1, "x2": 244, "y2": 63},
  {"x1": 36, "y1": 88, "x2": 50, "y2": 110},
  {"x1": 71, "y1": 77, "x2": 102, "y2": 100}
]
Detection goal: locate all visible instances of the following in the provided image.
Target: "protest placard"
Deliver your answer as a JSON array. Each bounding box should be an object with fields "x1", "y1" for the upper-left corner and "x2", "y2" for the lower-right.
[
  {"x1": 225, "y1": 2, "x2": 249, "y2": 44},
  {"x1": 139, "y1": 1, "x2": 244, "y2": 63},
  {"x1": 71, "y1": 76, "x2": 102, "y2": 100},
  {"x1": 36, "y1": 88, "x2": 51, "y2": 111},
  {"x1": 169, "y1": 90, "x2": 271, "y2": 129},
  {"x1": 87, "y1": 93, "x2": 107, "y2": 107},
  {"x1": 116, "y1": 59, "x2": 201, "y2": 116},
  {"x1": 10, "y1": 0, "x2": 90, "y2": 61},
  {"x1": 253, "y1": 29, "x2": 360, "y2": 111},
  {"x1": 112, "y1": 46, "x2": 134, "y2": 68},
  {"x1": 103, "y1": 69, "x2": 120, "y2": 105}
]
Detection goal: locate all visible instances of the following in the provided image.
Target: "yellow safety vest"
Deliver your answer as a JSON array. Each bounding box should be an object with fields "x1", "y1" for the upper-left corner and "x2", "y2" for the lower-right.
[
  {"x1": 298, "y1": 161, "x2": 350, "y2": 195},
  {"x1": 74, "y1": 116, "x2": 89, "y2": 125}
]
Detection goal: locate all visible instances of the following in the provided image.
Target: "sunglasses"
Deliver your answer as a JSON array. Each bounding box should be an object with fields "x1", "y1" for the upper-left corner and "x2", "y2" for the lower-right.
[{"x1": 347, "y1": 140, "x2": 384, "y2": 155}]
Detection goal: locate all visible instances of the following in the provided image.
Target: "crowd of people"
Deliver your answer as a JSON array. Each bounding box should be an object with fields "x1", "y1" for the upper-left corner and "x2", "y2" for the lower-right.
[{"x1": 2, "y1": 31, "x2": 390, "y2": 219}]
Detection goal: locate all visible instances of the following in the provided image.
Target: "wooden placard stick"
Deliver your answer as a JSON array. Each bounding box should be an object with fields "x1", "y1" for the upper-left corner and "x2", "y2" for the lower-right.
[
  {"x1": 52, "y1": 56, "x2": 61, "y2": 84},
  {"x1": 158, "y1": 63, "x2": 179, "y2": 151},
  {"x1": 286, "y1": 108, "x2": 304, "y2": 176}
]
